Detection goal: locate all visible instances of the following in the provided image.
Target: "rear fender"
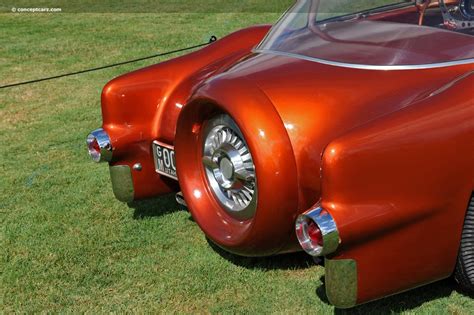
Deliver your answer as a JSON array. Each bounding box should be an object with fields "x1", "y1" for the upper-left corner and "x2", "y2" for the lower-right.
[
  {"x1": 320, "y1": 72, "x2": 474, "y2": 307},
  {"x1": 100, "y1": 25, "x2": 271, "y2": 199}
]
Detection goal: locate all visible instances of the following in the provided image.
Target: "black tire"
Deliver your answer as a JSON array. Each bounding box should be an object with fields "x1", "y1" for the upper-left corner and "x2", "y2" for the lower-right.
[{"x1": 454, "y1": 193, "x2": 474, "y2": 294}]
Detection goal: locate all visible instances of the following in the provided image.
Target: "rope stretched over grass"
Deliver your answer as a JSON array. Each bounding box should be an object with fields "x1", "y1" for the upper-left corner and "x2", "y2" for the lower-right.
[{"x1": 0, "y1": 36, "x2": 217, "y2": 90}]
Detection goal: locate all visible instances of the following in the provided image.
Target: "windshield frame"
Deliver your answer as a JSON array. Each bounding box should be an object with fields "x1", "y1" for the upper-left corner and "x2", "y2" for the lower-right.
[{"x1": 252, "y1": 48, "x2": 474, "y2": 70}]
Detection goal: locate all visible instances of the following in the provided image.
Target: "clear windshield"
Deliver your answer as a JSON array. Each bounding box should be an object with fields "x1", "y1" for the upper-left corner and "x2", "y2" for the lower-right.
[
  {"x1": 257, "y1": 0, "x2": 474, "y2": 67},
  {"x1": 316, "y1": 0, "x2": 413, "y2": 21}
]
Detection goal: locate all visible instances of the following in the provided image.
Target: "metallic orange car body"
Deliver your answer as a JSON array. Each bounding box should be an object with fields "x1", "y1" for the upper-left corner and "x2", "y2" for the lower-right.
[{"x1": 92, "y1": 1, "x2": 474, "y2": 308}]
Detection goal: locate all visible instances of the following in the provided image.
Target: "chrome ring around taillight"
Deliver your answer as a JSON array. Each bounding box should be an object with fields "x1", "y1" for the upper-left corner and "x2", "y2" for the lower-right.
[
  {"x1": 202, "y1": 114, "x2": 257, "y2": 220},
  {"x1": 295, "y1": 206, "x2": 340, "y2": 257},
  {"x1": 86, "y1": 128, "x2": 113, "y2": 163}
]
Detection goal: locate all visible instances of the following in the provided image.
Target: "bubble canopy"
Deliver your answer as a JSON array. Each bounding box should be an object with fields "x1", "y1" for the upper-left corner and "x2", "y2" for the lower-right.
[{"x1": 256, "y1": 0, "x2": 474, "y2": 69}]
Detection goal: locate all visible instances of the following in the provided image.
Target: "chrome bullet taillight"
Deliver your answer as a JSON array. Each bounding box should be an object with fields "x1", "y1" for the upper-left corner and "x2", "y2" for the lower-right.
[
  {"x1": 86, "y1": 128, "x2": 113, "y2": 163},
  {"x1": 295, "y1": 206, "x2": 340, "y2": 256}
]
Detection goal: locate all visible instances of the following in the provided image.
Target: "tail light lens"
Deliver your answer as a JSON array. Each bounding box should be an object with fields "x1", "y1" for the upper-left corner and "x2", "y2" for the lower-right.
[
  {"x1": 86, "y1": 128, "x2": 112, "y2": 163},
  {"x1": 307, "y1": 221, "x2": 323, "y2": 246},
  {"x1": 295, "y1": 206, "x2": 339, "y2": 256}
]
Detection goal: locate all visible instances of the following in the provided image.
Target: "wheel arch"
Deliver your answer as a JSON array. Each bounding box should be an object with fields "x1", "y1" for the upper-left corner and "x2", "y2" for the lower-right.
[{"x1": 174, "y1": 76, "x2": 300, "y2": 256}]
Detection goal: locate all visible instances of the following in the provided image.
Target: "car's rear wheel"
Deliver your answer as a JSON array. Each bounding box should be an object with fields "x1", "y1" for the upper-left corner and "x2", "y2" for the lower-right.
[{"x1": 454, "y1": 193, "x2": 474, "y2": 294}]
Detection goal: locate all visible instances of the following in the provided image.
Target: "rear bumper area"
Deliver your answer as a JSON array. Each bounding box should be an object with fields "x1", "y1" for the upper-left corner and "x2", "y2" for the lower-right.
[
  {"x1": 325, "y1": 258, "x2": 358, "y2": 308},
  {"x1": 109, "y1": 165, "x2": 134, "y2": 202}
]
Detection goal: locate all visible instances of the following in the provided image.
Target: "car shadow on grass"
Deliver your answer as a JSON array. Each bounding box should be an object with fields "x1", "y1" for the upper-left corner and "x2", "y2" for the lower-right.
[
  {"x1": 207, "y1": 239, "x2": 318, "y2": 270},
  {"x1": 316, "y1": 275, "x2": 473, "y2": 314},
  {"x1": 128, "y1": 194, "x2": 184, "y2": 219}
]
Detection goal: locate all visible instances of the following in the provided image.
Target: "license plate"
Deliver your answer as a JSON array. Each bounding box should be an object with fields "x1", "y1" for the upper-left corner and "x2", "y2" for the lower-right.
[{"x1": 152, "y1": 141, "x2": 177, "y2": 180}]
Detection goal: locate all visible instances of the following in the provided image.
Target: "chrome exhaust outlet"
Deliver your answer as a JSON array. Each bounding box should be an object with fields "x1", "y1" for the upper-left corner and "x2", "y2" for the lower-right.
[{"x1": 175, "y1": 192, "x2": 187, "y2": 207}]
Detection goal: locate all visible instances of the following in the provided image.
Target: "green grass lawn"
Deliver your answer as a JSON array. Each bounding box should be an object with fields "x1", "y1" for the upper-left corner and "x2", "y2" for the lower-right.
[{"x1": 1, "y1": 7, "x2": 473, "y2": 314}]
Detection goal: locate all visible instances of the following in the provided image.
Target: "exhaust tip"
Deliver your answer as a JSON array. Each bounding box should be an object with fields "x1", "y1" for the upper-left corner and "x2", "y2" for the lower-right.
[
  {"x1": 176, "y1": 192, "x2": 187, "y2": 207},
  {"x1": 295, "y1": 206, "x2": 339, "y2": 257}
]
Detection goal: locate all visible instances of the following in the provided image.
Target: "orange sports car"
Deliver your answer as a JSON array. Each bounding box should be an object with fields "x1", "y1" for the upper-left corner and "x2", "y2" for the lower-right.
[{"x1": 87, "y1": 0, "x2": 474, "y2": 308}]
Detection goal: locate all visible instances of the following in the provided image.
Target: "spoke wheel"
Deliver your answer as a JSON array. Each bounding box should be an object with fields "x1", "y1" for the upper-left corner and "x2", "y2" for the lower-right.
[{"x1": 202, "y1": 114, "x2": 257, "y2": 220}]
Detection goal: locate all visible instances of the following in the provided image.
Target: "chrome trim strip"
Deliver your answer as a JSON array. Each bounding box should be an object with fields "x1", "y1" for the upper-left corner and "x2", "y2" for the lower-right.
[{"x1": 254, "y1": 49, "x2": 474, "y2": 71}]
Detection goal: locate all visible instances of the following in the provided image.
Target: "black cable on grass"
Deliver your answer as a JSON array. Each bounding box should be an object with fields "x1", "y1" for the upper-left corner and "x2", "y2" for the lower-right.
[{"x1": 0, "y1": 36, "x2": 217, "y2": 90}]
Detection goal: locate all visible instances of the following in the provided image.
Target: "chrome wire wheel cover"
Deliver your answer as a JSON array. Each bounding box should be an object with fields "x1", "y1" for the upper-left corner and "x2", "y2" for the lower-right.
[{"x1": 202, "y1": 114, "x2": 257, "y2": 220}]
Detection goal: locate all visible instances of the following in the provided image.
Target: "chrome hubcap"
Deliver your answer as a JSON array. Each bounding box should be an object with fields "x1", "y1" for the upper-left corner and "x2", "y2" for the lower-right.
[
  {"x1": 202, "y1": 114, "x2": 257, "y2": 219},
  {"x1": 220, "y1": 158, "x2": 233, "y2": 180}
]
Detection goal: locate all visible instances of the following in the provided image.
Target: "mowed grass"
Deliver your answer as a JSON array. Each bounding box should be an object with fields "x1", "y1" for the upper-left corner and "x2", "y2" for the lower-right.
[{"x1": 1, "y1": 10, "x2": 473, "y2": 314}]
